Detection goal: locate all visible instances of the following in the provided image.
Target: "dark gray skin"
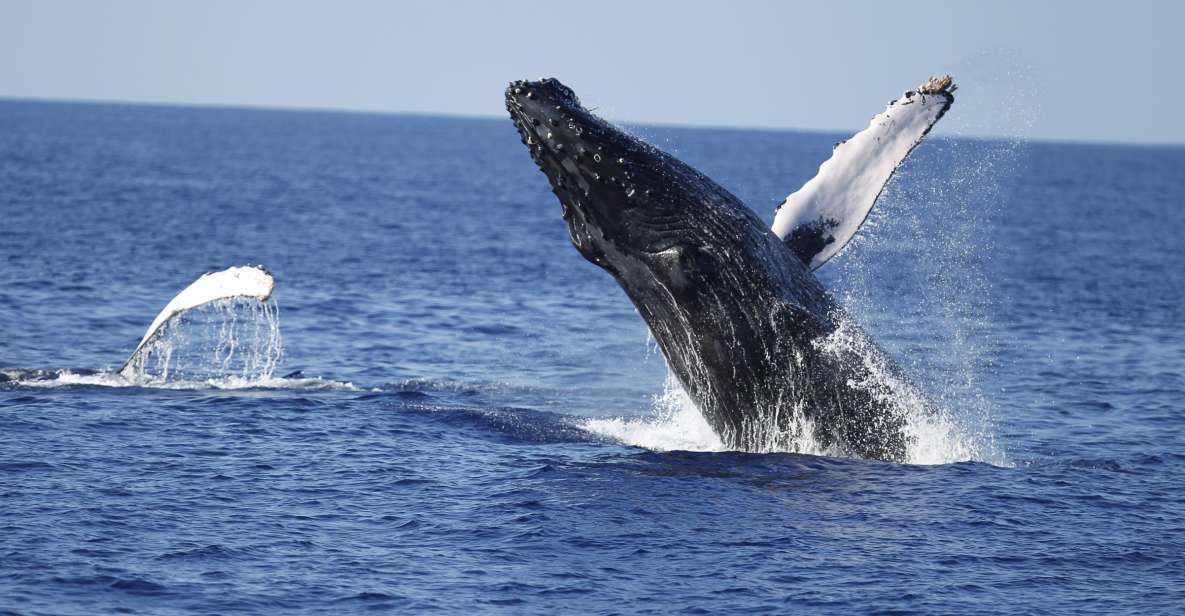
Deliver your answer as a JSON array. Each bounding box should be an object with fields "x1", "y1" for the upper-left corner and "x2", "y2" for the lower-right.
[{"x1": 506, "y1": 79, "x2": 910, "y2": 461}]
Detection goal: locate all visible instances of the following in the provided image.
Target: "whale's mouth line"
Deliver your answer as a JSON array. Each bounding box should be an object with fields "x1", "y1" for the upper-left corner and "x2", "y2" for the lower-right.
[
  {"x1": 507, "y1": 100, "x2": 575, "y2": 226},
  {"x1": 507, "y1": 103, "x2": 534, "y2": 145},
  {"x1": 505, "y1": 86, "x2": 595, "y2": 229}
]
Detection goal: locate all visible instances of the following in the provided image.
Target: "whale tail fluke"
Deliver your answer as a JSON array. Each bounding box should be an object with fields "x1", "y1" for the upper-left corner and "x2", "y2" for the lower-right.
[{"x1": 772, "y1": 75, "x2": 956, "y2": 269}]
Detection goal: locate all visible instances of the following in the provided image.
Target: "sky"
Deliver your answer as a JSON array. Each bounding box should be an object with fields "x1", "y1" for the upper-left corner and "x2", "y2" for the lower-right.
[{"x1": 1, "y1": 0, "x2": 1182, "y2": 144}]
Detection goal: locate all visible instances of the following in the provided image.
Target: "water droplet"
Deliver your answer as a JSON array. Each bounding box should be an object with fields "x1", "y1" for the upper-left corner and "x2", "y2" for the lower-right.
[{"x1": 593, "y1": 154, "x2": 602, "y2": 163}]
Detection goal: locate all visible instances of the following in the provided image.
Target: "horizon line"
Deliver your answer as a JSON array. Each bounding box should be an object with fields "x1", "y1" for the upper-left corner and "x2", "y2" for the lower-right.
[{"x1": 3, "y1": 94, "x2": 1183, "y2": 150}]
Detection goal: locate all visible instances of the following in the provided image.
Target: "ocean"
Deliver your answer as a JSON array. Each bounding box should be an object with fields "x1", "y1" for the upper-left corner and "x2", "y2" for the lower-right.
[{"x1": 1, "y1": 99, "x2": 1183, "y2": 614}]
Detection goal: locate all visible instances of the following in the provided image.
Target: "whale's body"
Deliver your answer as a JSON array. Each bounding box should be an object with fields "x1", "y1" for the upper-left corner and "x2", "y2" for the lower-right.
[{"x1": 507, "y1": 78, "x2": 954, "y2": 461}]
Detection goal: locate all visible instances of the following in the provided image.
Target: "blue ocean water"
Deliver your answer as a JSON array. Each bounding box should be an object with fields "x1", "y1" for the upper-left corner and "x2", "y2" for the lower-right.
[{"x1": 2, "y1": 99, "x2": 1184, "y2": 614}]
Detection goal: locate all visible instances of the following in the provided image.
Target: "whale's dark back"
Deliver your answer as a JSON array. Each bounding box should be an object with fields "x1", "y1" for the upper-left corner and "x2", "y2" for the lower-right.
[{"x1": 507, "y1": 79, "x2": 908, "y2": 460}]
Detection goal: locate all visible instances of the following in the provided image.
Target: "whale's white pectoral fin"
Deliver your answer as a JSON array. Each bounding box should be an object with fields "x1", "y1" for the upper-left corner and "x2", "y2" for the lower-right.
[
  {"x1": 118, "y1": 265, "x2": 275, "y2": 377},
  {"x1": 772, "y1": 75, "x2": 956, "y2": 269}
]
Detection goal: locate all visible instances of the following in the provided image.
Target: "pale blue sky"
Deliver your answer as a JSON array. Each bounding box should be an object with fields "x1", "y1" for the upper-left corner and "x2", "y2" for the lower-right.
[{"x1": 1, "y1": 0, "x2": 1182, "y2": 144}]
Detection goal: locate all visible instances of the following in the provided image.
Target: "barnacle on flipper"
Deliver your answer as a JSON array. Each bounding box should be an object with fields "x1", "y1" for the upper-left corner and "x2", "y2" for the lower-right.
[{"x1": 918, "y1": 74, "x2": 956, "y2": 94}]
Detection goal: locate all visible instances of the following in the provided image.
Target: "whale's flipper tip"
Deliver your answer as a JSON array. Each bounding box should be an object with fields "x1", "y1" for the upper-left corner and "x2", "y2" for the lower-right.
[
  {"x1": 918, "y1": 74, "x2": 956, "y2": 95},
  {"x1": 772, "y1": 74, "x2": 957, "y2": 270}
]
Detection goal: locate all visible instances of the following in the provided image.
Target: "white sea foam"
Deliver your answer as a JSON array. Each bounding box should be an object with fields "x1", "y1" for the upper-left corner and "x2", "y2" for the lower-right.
[
  {"x1": 16, "y1": 369, "x2": 358, "y2": 392},
  {"x1": 583, "y1": 367, "x2": 1005, "y2": 465},
  {"x1": 584, "y1": 292, "x2": 1009, "y2": 465},
  {"x1": 581, "y1": 374, "x2": 723, "y2": 452},
  {"x1": 818, "y1": 318, "x2": 1007, "y2": 466}
]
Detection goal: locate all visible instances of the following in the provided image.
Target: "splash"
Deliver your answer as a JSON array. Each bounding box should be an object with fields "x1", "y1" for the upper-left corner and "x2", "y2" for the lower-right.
[
  {"x1": 582, "y1": 374, "x2": 724, "y2": 452},
  {"x1": 581, "y1": 374, "x2": 838, "y2": 457},
  {"x1": 814, "y1": 317, "x2": 1006, "y2": 465},
  {"x1": 119, "y1": 265, "x2": 276, "y2": 376},
  {"x1": 121, "y1": 297, "x2": 284, "y2": 384},
  {"x1": 586, "y1": 123, "x2": 1021, "y2": 465},
  {"x1": 585, "y1": 362, "x2": 1004, "y2": 465}
]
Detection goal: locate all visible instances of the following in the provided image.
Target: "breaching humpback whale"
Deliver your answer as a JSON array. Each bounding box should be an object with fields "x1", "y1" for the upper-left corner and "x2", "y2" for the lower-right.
[{"x1": 506, "y1": 76, "x2": 955, "y2": 461}]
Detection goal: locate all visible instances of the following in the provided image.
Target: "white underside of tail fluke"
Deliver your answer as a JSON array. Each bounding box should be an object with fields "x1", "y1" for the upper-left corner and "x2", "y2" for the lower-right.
[
  {"x1": 119, "y1": 265, "x2": 275, "y2": 376},
  {"x1": 772, "y1": 75, "x2": 955, "y2": 270}
]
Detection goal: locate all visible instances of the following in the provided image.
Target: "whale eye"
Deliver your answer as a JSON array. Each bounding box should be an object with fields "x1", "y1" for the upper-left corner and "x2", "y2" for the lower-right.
[
  {"x1": 673, "y1": 246, "x2": 712, "y2": 290},
  {"x1": 677, "y1": 245, "x2": 711, "y2": 276},
  {"x1": 646, "y1": 243, "x2": 711, "y2": 292}
]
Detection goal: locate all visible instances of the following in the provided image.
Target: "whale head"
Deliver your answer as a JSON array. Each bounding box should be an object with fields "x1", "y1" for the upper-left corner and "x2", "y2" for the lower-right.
[
  {"x1": 505, "y1": 78, "x2": 836, "y2": 311},
  {"x1": 505, "y1": 78, "x2": 796, "y2": 298}
]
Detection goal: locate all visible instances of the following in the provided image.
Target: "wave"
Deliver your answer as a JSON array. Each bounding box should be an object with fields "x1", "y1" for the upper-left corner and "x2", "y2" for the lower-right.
[{"x1": 8, "y1": 364, "x2": 1001, "y2": 465}]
